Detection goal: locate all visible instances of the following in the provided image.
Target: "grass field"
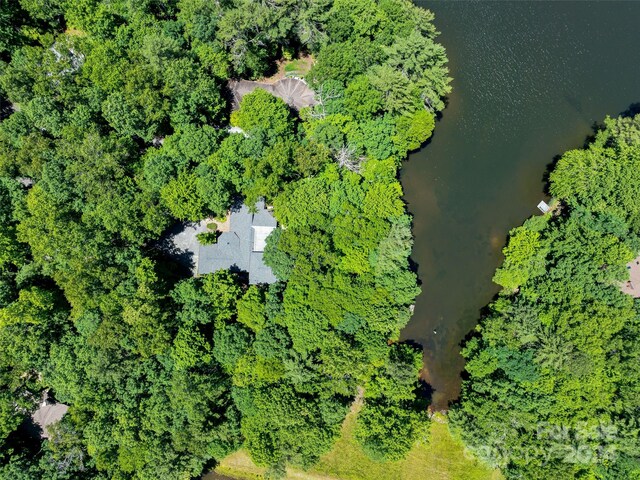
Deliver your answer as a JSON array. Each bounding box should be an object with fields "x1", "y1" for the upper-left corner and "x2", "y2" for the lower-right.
[
  {"x1": 258, "y1": 56, "x2": 313, "y2": 84},
  {"x1": 283, "y1": 57, "x2": 313, "y2": 77},
  {"x1": 215, "y1": 411, "x2": 503, "y2": 480}
]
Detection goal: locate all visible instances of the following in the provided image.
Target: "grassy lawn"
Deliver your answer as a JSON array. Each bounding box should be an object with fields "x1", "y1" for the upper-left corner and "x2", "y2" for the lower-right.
[
  {"x1": 283, "y1": 57, "x2": 313, "y2": 77},
  {"x1": 258, "y1": 55, "x2": 313, "y2": 83},
  {"x1": 215, "y1": 411, "x2": 502, "y2": 480}
]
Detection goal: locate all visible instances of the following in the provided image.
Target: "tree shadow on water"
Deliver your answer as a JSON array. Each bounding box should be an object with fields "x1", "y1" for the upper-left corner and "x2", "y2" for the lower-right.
[
  {"x1": 619, "y1": 102, "x2": 640, "y2": 118},
  {"x1": 399, "y1": 339, "x2": 434, "y2": 408},
  {"x1": 408, "y1": 257, "x2": 421, "y2": 283},
  {"x1": 416, "y1": 379, "x2": 434, "y2": 410}
]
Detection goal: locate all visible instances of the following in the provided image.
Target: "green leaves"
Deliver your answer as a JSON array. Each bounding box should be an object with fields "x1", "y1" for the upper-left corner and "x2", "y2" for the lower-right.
[
  {"x1": 550, "y1": 115, "x2": 640, "y2": 229},
  {"x1": 0, "y1": 287, "x2": 57, "y2": 327},
  {"x1": 0, "y1": 0, "x2": 451, "y2": 475},
  {"x1": 237, "y1": 384, "x2": 343, "y2": 468},
  {"x1": 492, "y1": 227, "x2": 548, "y2": 291},
  {"x1": 384, "y1": 30, "x2": 451, "y2": 112},
  {"x1": 161, "y1": 169, "x2": 207, "y2": 221},
  {"x1": 231, "y1": 89, "x2": 294, "y2": 138},
  {"x1": 393, "y1": 109, "x2": 435, "y2": 155},
  {"x1": 237, "y1": 286, "x2": 267, "y2": 333},
  {"x1": 355, "y1": 400, "x2": 427, "y2": 462},
  {"x1": 354, "y1": 343, "x2": 427, "y2": 461},
  {"x1": 453, "y1": 114, "x2": 640, "y2": 479},
  {"x1": 344, "y1": 75, "x2": 384, "y2": 120}
]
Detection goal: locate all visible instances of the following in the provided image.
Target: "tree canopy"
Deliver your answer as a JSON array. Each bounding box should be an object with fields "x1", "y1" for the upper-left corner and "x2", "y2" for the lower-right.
[
  {"x1": 0, "y1": 0, "x2": 449, "y2": 478},
  {"x1": 450, "y1": 115, "x2": 640, "y2": 480}
]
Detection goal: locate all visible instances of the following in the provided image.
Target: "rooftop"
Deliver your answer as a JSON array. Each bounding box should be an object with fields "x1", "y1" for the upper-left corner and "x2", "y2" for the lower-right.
[
  {"x1": 620, "y1": 255, "x2": 640, "y2": 298},
  {"x1": 197, "y1": 201, "x2": 278, "y2": 284},
  {"x1": 229, "y1": 78, "x2": 317, "y2": 111},
  {"x1": 31, "y1": 391, "x2": 68, "y2": 439}
]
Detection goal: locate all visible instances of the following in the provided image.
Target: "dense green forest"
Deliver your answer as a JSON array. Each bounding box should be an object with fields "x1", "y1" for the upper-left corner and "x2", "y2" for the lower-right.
[
  {"x1": 451, "y1": 115, "x2": 640, "y2": 479},
  {"x1": 0, "y1": 0, "x2": 450, "y2": 478}
]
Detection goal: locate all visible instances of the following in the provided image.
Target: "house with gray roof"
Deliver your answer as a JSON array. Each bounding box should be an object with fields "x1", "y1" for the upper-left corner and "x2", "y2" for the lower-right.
[{"x1": 197, "y1": 201, "x2": 278, "y2": 284}]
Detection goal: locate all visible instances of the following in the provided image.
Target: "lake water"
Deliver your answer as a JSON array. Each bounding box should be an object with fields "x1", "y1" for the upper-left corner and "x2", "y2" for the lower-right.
[{"x1": 402, "y1": 0, "x2": 640, "y2": 410}]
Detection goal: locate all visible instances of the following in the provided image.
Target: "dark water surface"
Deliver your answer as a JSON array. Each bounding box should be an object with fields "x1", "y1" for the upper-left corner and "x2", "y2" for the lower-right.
[{"x1": 402, "y1": 1, "x2": 640, "y2": 409}]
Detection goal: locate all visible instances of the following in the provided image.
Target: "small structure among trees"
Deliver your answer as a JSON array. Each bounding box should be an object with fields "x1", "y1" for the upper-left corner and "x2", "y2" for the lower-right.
[
  {"x1": 31, "y1": 391, "x2": 68, "y2": 439},
  {"x1": 620, "y1": 255, "x2": 640, "y2": 297},
  {"x1": 536, "y1": 200, "x2": 550, "y2": 213}
]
